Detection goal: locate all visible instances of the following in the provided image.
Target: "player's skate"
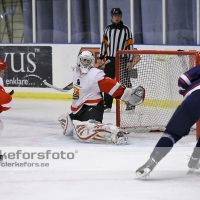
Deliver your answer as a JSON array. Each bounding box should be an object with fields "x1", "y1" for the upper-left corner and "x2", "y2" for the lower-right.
[
  {"x1": 73, "y1": 120, "x2": 128, "y2": 145},
  {"x1": 58, "y1": 113, "x2": 73, "y2": 135},
  {"x1": 188, "y1": 157, "x2": 200, "y2": 171},
  {"x1": 187, "y1": 148, "x2": 200, "y2": 174},
  {"x1": 135, "y1": 157, "x2": 158, "y2": 178}
]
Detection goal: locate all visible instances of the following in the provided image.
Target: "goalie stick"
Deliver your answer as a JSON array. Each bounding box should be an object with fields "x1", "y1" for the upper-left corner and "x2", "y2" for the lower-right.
[
  {"x1": 43, "y1": 81, "x2": 73, "y2": 92},
  {"x1": 43, "y1": 59, "x2": 111, "y2": 92}
]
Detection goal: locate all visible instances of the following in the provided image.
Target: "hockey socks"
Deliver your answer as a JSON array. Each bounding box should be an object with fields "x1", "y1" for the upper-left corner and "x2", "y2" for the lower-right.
[
  {"x1": 190, "y1": 137, "x2": 200, "y2": 160},
  {"x1": 188, "y1": 138, "x2": 200, "y2": 170},
  {"x1": 195, "y1": 137, "x2": 200, "y2": 148},
  {"x1": 150, "y1": 130, "x2": 182, "y2": 163}
]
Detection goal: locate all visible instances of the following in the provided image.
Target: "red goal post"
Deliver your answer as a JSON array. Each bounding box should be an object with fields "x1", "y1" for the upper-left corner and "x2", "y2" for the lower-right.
[{"x1": 115, "y1": 50, "x2": 200, "y2": 139}]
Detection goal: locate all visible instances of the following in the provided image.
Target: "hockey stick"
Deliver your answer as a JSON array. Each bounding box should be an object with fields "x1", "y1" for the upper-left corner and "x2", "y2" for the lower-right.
[
  {"x1": 43, "y1": 60, "x2": 110, "y2": 92},
  {"x1": 97, "y1": 59, "x2": 110, "y2": 70},
  {"x1": 43, "y1": 81, "x2": 73, "y2": 92}
]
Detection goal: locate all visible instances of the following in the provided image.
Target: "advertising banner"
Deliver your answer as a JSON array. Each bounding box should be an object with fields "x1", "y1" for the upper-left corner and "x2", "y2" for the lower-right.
[{"x1": 0, "y1": 46, "x2": 52, "y2": 87}]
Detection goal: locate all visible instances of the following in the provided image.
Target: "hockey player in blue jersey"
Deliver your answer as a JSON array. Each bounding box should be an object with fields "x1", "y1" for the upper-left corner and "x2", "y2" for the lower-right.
[{"x1": 136, "y1": 64, "x2": 200, "y2": 178}]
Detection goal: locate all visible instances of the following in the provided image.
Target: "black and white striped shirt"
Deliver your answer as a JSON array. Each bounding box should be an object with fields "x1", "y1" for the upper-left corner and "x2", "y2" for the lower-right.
[{"x1": 99, "y1": 21, "x2": 134, "y2": 61}]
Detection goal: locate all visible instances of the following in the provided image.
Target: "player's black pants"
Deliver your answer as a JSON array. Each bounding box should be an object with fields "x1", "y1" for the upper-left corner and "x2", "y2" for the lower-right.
[
  {"x1": 103, "y1": 56, "x2": 132, "y2": 109},
  {"x1": 150, "y1": 90, "x2": 200, "y2": 162},
  {"x1": 166, "y1": 90, "x2": 200, "y2": 137},
  {"x1": 69, "y1": 100, "x2": 104, "y2": 123}
]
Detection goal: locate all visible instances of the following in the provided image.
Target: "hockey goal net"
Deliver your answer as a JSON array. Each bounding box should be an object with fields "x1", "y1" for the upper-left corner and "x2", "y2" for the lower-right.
[{"x1": 116, "y1": 50, "x2": 200, "y2": 137}]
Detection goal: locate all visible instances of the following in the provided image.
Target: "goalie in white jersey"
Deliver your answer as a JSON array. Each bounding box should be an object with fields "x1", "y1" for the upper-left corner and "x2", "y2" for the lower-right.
[{"x1": 58, "y1": 50, "x2": 145, "y2": 145}]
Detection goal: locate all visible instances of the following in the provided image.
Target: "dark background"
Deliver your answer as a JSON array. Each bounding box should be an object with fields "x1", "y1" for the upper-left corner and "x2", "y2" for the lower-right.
[{"x1": 0, "y1": 46, "x2": 52, "y2": 87}]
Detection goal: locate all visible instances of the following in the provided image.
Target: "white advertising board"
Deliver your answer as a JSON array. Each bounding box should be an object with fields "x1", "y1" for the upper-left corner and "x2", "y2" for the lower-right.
[{"x1": 1, "y1": 44, "x2": 200, "y2": 99}]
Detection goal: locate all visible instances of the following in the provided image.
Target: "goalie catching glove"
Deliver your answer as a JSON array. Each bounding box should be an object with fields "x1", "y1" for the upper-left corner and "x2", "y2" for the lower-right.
[{"x1": 120, "y1": 86, "x2": 145, "y2": 106}]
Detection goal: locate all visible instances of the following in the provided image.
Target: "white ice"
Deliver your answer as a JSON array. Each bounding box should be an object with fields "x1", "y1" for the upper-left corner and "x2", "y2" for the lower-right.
[{"x1": 0, "y1": 99, "x2": 199, "y2": 200}]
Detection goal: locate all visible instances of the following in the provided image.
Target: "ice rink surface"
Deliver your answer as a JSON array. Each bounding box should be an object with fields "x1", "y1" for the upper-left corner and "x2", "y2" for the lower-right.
[{"x1": 0, "y1": 99, "x2": 200, "y2": 200}]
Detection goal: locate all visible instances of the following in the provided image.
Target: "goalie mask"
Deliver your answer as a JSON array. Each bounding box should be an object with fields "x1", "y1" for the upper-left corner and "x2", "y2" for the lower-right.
[{"x1": 77, "y1": 51, "x2": 94, "y2": 74}]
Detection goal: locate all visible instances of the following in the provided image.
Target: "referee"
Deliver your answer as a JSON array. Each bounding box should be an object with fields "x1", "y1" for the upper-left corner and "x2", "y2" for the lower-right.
[{"x1": 97, "y1": 8, "x2": 134, "y2": 112}]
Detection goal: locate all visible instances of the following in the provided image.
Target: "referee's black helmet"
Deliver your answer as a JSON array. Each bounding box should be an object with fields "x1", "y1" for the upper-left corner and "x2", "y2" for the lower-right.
[{"x1": 110, "y1": 8, "x2": 122, "y2": 16}]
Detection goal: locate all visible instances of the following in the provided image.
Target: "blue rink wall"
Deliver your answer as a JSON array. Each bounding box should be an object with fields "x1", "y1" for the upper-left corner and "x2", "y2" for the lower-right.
[{"x1": 2, "y1": 44, "x2": 200, "y2": 100}]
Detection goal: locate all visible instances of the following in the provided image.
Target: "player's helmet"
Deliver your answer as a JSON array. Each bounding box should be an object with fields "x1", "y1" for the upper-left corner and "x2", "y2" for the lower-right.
[
  {"x1": 110, "y1": 8, "x2": 122, "y2": 17},
  {"x1": 77, "y1": 51, "x2": 94, "y2": 74},
  {"x1": 0, "y1": 59, "x2": 7, "y2": 70}
]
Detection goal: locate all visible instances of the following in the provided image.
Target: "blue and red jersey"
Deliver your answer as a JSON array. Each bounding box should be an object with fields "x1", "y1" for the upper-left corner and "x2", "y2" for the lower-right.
[{"x1": 178, "y1": 65, "x2": 200, "y2": 99}]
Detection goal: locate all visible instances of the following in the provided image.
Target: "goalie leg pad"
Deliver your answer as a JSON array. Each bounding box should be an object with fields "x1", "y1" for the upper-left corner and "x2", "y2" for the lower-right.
[
  {"x1": 58, "y1": 113, "x2": 73, "y2": 135},
  {"x1": 120, "y1": 86, "x2": 145, "y2": 106},
  {"x1": 72, "y1": 120, "x2": 128, "y2": 145}
]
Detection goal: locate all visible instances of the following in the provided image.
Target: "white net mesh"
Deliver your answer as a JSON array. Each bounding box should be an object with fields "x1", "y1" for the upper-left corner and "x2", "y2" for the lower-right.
[{"x1": 116, "y1": 50, "x2": 199, "y2": 132}]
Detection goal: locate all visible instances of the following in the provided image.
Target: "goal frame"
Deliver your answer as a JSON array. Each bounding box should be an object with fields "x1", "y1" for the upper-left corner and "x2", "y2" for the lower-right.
[{"x1": 115, "y1": 50, "x2": 200, "y2": 139}]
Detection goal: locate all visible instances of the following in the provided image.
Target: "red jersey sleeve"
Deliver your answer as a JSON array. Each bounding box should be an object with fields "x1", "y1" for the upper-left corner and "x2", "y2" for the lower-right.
[
  {"x1": 98, "y1": 77, "x2": 124, "y2": 99},
  {"x1": 0, "y1": 86, "x2": 12, "y2": 105}
]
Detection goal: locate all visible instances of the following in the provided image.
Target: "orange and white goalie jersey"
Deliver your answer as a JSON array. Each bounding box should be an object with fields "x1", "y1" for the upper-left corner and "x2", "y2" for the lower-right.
[
  {"x1": 0, "y1": 77, "x2": 12, "y2": 113},
  {"x1": 71, "y1": 67, "x2": 124, "y2": 114}
]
